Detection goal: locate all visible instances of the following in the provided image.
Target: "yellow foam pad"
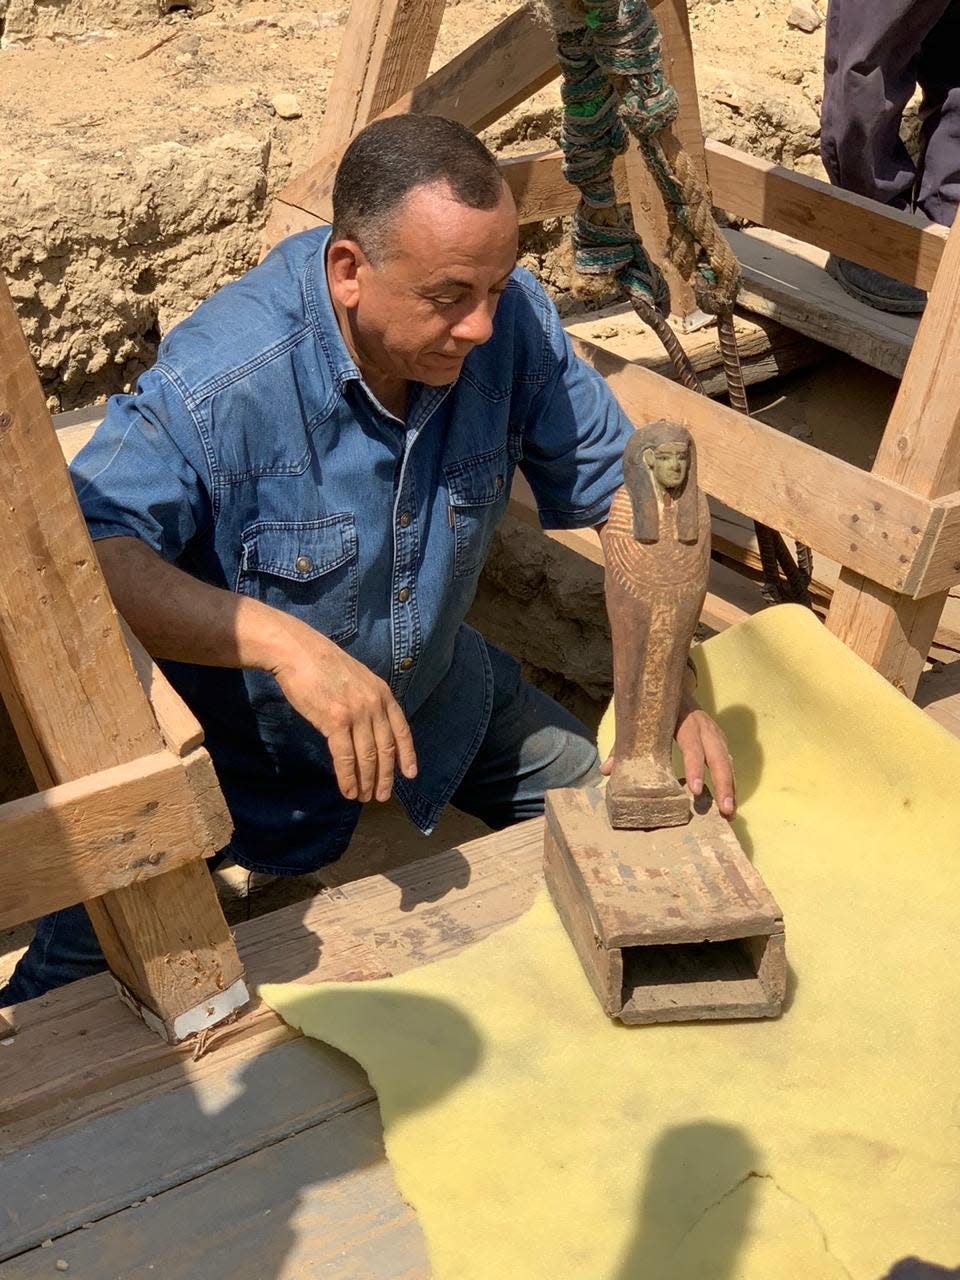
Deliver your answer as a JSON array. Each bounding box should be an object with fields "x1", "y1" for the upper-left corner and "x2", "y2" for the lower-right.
[{"x1": 262, "y1": 606, "x2": 960, "y2": 1278}]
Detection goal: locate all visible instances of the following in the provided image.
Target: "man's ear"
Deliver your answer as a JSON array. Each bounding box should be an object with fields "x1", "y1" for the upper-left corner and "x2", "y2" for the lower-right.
[
  {"x1": 642, "y1": 447, "x2": 656, "y2": 470},
  {"x1": 327, "y1": 239, "x2": 365, "y2": 310}
]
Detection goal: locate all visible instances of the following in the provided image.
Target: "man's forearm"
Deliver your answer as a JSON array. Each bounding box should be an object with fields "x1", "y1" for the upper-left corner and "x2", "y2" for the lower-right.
[{"x1": 95, "y1": 536, "x2": 303, "y2": 673}]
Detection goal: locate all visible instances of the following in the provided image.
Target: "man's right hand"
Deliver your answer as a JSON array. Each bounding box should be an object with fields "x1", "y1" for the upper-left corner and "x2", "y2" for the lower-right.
[
  {"x1": 270, "y1": 627, "x2": 418, "y2": 804},
  {"x1": 93, "y1": 538, "x2": 417, "y2": 805}
]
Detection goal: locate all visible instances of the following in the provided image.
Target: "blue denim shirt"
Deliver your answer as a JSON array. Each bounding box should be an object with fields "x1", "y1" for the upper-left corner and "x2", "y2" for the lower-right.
[{"x1": 71, "y1": 227, "x2": 632, "y2": 874}]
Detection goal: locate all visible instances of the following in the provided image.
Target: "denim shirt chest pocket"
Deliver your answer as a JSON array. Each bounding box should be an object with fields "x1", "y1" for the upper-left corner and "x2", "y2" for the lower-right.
[
  {"x1": 236, "y1": 515, "x2": 359, "y2": 644},
  {"x1": 444, "y1": 442, "x2": 515, "y2": 579}
]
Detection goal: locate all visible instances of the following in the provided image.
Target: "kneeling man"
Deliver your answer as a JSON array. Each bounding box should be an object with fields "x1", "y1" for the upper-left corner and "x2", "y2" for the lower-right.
[{"x1": 1, "y1": 115, "x2": 733, "y2": 1005}]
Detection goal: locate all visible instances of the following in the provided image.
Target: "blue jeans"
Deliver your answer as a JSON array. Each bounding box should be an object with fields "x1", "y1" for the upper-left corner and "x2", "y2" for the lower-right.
[{"x1": 0, "y1": 651, "x2": 598, "y2": 1007}]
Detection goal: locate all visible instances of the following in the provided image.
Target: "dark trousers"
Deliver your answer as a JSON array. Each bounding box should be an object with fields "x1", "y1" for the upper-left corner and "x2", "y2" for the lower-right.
[
  {"x1": 0, "y1": 650, "x2": 599, "y2": 1008},
  {"x1": 821, "y1": 0, "x2": 960, "y2": 226}
]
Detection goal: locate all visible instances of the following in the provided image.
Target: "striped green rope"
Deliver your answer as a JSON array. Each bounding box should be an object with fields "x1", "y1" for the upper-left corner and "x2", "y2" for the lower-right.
[{"x1": 556, "y1": 0, "x2": 723, "y2": 314}]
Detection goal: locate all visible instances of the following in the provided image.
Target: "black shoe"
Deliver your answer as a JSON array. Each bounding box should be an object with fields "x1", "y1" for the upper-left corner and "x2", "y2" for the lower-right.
[{"x1": 826, "y1": 255, "x2": 927, "y2": 315}]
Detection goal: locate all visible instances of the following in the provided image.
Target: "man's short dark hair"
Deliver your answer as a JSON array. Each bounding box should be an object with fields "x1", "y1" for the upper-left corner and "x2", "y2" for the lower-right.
[{"x1": 331, "y1": 115, "x2": 505, "y2": 260}]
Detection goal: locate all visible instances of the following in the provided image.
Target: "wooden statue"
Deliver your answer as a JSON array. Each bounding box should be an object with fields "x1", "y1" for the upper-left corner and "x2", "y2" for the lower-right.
[{"x1": 602, "y1": 420, "x2": 710, "y2": 829}]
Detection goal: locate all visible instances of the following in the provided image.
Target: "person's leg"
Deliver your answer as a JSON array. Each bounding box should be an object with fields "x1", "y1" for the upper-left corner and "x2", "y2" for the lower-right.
[
  {"x1": 0, "y1": 904, "x2": 106, "y2": 1007},
  {"x1": 450, "y1": 642, "x2": 601, "y2": 831},
  {"x1": 821, "y1": 0, "x2": 938, "y2": 208},
  {"x1": 915, "y1": 0, "x2": 960, "y2": 226},
  {"x1": 821, "y1": 0, "x2": 949, "y2": 311}
]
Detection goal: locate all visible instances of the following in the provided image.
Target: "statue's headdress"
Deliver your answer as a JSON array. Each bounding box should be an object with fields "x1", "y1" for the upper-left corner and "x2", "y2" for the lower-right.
[{"x1": 622, "y1": 420, "x2": 699, "y2": 544}]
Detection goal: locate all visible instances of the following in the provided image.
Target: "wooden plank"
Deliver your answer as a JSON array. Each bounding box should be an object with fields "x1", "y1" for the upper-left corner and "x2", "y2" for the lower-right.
[
  {"x1": 705, "y1": 141, "x2": 948, "y2": 292},
  {"x1": 180, "y1": 744, "x2": 234, "y2": 853},
  {"x1": 503, "y1": 148, "x2": 629, "y2": 226},
  {"x1": 729, "y1": 226, "x2": 919, "y2": 377},
  {"x1": 0, "y1": 1038, "x2": 374, "y2": 1261},
  {"x1": 0, "y1": 826, "x2": 542, "y2": 1149},
  {"x1": 567, "y1": 333, "x2": 942, "y2": 595},
  {"x1": 0, "y1": 750, "x2": 224, "y2": 932},
  {"x1": 0, "y1": 283, "x2": 162, "y2": 777},
  {"x1": 1, "y1": 1106, "x2": 428, "y2": 1280},
  {"x1": 561, "y1": 302, "x2": 824, "y2": 398},
  {"x1": 0, "y1": 273, "x2": 244, "y2": 1035},
  {"x1": 310, "y1": 0, "x2": 447, "y2": 164},
  {"x1": 121, "y1": 621, "x2": 204, "y2": 757},
  {"x1": 710, "y1": 499, "x2": 960, "y2": 654},
  {"x1": 266, "y1": 4, "x2": 559, "y2": 240},
  {"x1": 1, "y1": 827, "x2": 542, "y2": 1263},
  {"x1": 827, "y1": 212, "x2": 960, "y2": 695},
  {"x1": 914, "y1": 498, "x2": 960, "y2": 597},
  {"x1": 262, "y1": 0, "x2": 448, "y2": 254}
]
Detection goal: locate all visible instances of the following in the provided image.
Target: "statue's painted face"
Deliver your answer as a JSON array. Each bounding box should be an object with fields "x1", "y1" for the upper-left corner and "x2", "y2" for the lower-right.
[{"x1": 644, "y1": 441, "x2": 689, "y2": 490}]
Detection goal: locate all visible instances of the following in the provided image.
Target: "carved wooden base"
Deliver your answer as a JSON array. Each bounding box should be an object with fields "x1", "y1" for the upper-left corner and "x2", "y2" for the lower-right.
[
  {"x1": 605, "y1": 760, "x2": 691, "y2": 829},
  {"x1": 544, "y1": 786, "x2": 786, "y2": 1025}
]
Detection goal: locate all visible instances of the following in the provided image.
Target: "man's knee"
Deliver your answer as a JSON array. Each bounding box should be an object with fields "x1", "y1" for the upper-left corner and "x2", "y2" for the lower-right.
[{"x1": 549, "y1": 726, "x2": 602, "y2": 791}]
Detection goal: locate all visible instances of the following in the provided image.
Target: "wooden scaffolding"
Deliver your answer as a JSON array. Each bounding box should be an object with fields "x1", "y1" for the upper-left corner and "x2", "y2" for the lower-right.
[
  {"x1": 265, "y1": 0, "x2": 960, "y2": 704},
  {"x1": 2, "y1": 4, "x2": 960, "y2": 1269},
  {"x1": 0, "y1": 279, "x2": 248, "y2": 1044}
]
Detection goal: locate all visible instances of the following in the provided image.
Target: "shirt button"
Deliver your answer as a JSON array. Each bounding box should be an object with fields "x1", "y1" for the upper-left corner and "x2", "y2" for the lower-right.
[
  {"x1": 399, "y1": 656, "x2": 414, "y2": 671},
  {"x1": 398, "y1": 512, "x2": 412, "y2": 528},
  {"x1": 295, "y1": 555, "x2": 313, "y2": 573},
  {"x1": 398, "y1": 587, "x2": 411, "y2": 602}
]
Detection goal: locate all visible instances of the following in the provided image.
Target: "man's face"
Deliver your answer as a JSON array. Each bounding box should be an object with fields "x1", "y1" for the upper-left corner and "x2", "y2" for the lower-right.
[{"x1": 328, "y1": 179, "x2": 519, "y2": 388}]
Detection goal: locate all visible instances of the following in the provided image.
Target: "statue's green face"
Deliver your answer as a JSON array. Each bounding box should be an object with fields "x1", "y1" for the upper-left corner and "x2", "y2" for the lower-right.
[{"x1": 645, "y1": 442, "x2": 689, "y2": 490}]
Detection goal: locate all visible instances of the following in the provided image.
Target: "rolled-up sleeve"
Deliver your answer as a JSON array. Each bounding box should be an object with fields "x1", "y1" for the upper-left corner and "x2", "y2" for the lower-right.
[
  {"x1": 516, "y1": 284, "x2": 634, "y2": 530},
  {"x1": 69, "y1": 367, "x2": 212, "y2": 562}
]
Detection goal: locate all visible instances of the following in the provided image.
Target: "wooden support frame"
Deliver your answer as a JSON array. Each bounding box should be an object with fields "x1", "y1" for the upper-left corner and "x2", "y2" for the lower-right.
[
  {"x1": 264, "y1": 2, "x2": 559, "y2": 249},
  {"x1": 265, "y1": 0, "x2": 960, "y2": 699},
  {"x1": 0, "y1": 749, "x2": 229, "y2": 933},
  {"x1": 825, "y1": 213, "x2": 960, "y2": 695},
  {"x1": 0, "y1": 274, "x2": 247, "y2": 1042},
  {"x1": 625, "y1": 0, "x2": 710, "y2": 325}
]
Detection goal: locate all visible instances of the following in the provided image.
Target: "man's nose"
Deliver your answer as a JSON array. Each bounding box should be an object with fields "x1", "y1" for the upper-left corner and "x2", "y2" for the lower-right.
[{"x1": 451, "y1": 298, "x2": 495, "y2": 346}]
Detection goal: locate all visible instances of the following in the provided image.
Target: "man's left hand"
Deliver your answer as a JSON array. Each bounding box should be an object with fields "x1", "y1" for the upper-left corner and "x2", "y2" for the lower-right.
[
  {"x1": 600, "y1": 695, "x2": 736, "y2": 818},
  {"x1": 672, "y1": 696, "x2": 736, "y2": 817}
]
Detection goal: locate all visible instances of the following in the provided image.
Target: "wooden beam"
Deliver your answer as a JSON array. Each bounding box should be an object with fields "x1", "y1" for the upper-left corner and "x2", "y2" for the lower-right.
[
  {"x1": 0, "y1": 750, "x2": 224, "y2": 932},
  {"x1": 503, "y1": 148, "x2": 629, "y2": 226},
  {"x1": 262, "y1": 0, "x2": 447, "y2": 251},
  {"x1": 309, "y1": 0, "x2": 447, "y2": 164},
  {"x1": 705, "y1": 141, "x2": 947, "y2": 293},
  {"x1": 708, "y1": 499, "x2": 960, "y2": 656},
  {"x1": 265, "y1": 4, "x2": 559, "y2": 247},
  {"x1": 912, "y1": 498, "x2": 960, "y2": 598},
  {"x1": 626, "y1": 0, "x2": 709, "y2": 323},
  {"x1": 0, "y1": 273, "x2": 245, "y2": 1037},
  {"x1": 502, "y1": 142, "x2": 950, "y2": 313},
  {"x1": 121, "y1": 621, "x2": 204, "y2": 757},
  {"x1": 826, "y1": 213, "x2": 960, "y2": 694},
  {"x1": 729, "y1": 227, "x2": 919, "y2": 378},
  {"x1": 568, "y1": 334, "x2": 945, "y2": 596}
]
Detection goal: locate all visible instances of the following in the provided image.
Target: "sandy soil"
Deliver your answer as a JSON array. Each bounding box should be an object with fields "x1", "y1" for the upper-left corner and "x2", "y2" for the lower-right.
[{"x1": 0, "y1": 0, "x2": 832, "y2": 409}]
